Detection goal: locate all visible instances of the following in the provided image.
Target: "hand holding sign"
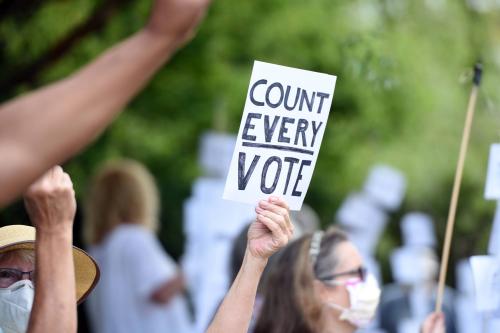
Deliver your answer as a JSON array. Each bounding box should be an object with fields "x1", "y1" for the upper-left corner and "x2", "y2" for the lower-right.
[
  {"x1": 223, "y1": 61, "x2": 337, "y2": 210},
  {"x1": 247, "y1": 196, "x2": 293, "y2": 260}
]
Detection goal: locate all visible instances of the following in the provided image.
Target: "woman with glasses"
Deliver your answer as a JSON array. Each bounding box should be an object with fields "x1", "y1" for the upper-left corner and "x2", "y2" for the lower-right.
[
  {"x1": 0, "y1": 167, "x2": 99, "y2": 333},
  {"x1": 253, "y1": 227, "x2": 445, "y2": 333}
]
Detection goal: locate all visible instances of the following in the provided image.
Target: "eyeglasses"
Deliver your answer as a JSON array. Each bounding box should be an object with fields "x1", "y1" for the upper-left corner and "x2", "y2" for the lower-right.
[
  {"x1": 0, "y1": 268, "x2": 35, "y2": 288},
  {"x1": 318, "y1": 266, "x2": 367, "y2": 284}
]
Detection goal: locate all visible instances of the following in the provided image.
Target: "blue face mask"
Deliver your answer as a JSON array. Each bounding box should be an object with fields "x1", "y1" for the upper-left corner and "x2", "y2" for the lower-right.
[{"x1": 0, "y1": 280, "x2": 34, "y2": 333}]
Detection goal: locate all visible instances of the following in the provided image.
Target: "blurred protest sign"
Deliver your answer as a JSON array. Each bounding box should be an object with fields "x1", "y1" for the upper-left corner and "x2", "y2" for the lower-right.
[
  {"x1": 485, "y1": 144, "x2": 500, "y2": 200},
  {"x1": 488, "y1": 201, "x2": 500, "y2": 255},
  {"x1": 336, "y1": 193, "x2": 387, "y2": 255},
  {"x1": 363, "y1": 165, "x2": 406, "y2": 211},
  {"x1": 469, "y1": 256, "x2": 500, "y2": 312},
  {"x1": 401, "y1": 212, "x2": 436, "y2": 248},
  {"x1": 223, "y1": 61, "x2": 336, "y2": 210},
  {"x1": 390, "y1": 247, "x2": 438, "y2": 285},
  {"x1": 456, "y1": 259, "x2": 475, "y2": 297},
  {"x1": 455, "y1": 259, "x2": 484, "y2": 333},
  {"x1": 199, "y1": 132, "x2": 236, "y2": 178},
  {"x1": 336, "y1": 193, "x2": 388, "y2": 231}
]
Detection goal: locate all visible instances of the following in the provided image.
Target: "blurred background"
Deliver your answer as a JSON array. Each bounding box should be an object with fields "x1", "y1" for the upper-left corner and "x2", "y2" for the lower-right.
[{"x1": 1, "y1": 0, "x2": 500, "y2": 332}]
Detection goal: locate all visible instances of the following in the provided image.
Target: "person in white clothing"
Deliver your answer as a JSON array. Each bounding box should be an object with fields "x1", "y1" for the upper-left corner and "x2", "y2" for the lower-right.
[{"x1": 84, "y1": 159, "x2": 192, "y2": 333}]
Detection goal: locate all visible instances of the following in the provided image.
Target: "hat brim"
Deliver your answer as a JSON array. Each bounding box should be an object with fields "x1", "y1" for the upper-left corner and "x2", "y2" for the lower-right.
[{"x1": 0, "y1": 241, "x2": 100, "y2": 304}]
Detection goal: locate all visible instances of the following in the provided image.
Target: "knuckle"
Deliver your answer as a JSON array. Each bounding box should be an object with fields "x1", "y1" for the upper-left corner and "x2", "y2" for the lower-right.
[{"x1": 278, "y1": 207, "x2": 287, "y2": 216}]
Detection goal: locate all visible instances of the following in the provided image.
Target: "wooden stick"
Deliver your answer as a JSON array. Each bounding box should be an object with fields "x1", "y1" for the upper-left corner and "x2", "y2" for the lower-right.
[{"x1": 435, "y1": 63, "x2": 482, "y2": 312}]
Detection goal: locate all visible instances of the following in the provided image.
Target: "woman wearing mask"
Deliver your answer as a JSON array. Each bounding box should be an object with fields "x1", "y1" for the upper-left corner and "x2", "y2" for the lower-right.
[{"x1": 253, "y1": 227, "x2": 444, "y2": 333}]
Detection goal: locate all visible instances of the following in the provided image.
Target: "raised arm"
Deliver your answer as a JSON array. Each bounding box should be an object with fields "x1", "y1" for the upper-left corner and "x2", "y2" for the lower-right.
[
  {"x1": 206, "y1": 196, "x2": 294, "y2": 333},
  {"x1": 24, "y1": 166, "x2": 77, "y2": 333},
  {"x1": 0, "y1": 0, "x2": 211, "y2": 207}
]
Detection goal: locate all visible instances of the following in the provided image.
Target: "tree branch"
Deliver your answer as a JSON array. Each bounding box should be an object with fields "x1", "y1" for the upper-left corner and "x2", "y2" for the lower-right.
[{"x1": 0, "y1": 0, "x2": 133, "y2": 97}]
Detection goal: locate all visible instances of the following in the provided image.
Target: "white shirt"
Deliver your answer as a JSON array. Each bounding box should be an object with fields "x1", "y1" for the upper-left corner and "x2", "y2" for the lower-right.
[{"x1": 86, "y1": 224, "x2": 193, "y2": 333}]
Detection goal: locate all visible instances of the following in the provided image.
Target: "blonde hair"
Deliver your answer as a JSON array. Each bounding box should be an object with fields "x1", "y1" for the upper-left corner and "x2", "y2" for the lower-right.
[
  {"x1": 0, "y1": 249, "x2": 35, "y2": 266},
  {"x1": 84, "y1": 159, "x2": 160, "y2": 245}
]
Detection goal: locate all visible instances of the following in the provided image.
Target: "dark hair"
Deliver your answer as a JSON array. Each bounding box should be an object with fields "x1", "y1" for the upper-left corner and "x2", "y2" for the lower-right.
[
  {"x1": 230, "y1": 223, "x2": 251, "y2": 283},
  {"x1": 254, "y1": 227, "x2": 348, "y2": 333}
]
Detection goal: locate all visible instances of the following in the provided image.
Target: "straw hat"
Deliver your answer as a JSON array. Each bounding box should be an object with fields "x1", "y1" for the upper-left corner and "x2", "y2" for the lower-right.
[{"x1": 0, "y1": 225, "x2": 99, "y2": 304}]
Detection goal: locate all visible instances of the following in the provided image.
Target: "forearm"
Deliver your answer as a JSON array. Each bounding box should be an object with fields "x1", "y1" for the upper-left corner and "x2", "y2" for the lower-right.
[
  {"x1": 206, "y1": 250, "x2": 267, "y2": 333},
  {"x1": 0, "y1": 28, "x2": 176, "y2": 207},
  {"x1": 151, "y1": 273, "x2": 185, "y2": 304},
  {"x1": 28, "y1": 225, "x2": 76, "y2": 333}
]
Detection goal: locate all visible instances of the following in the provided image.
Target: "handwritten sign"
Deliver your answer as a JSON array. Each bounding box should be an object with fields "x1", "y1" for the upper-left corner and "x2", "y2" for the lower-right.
[
  {"x1": 485, "y1": 144, "x2": 500, "y2": 200},
  {"x1": 223, "y1": 61, "x2": 336, "y2": 210}
]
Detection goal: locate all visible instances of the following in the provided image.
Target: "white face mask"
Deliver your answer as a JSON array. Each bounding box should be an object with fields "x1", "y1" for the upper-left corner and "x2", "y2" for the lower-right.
[
  {"x1": 325, "y1": 273, "x2": 381, "y2": 328},
  {"x1": 0, "y1": 280, "x2": 35, "y2": 333}
]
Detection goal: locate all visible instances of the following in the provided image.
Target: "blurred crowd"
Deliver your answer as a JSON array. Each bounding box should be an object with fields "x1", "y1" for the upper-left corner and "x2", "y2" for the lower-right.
[{"x1": 0, "y1": 0, "x2": 497, "y2": 332}]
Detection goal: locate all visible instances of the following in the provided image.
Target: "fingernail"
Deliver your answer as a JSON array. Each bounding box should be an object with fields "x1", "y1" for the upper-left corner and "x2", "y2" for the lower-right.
[
  {"x1": 269, "y1": 196, "x2": 277, "y2": 202},
  {"x1": 259, "y1": 200, "x2": 269, "y2": 207},
  {"x1": 255, "y1": 207, "x2": 263, "y2": 213}
]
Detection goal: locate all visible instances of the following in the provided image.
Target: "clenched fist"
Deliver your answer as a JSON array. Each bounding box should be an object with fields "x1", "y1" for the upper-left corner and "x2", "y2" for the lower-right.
[
  {"x1": 247, "y1": 196, "x2": 294, "y2": 260},
  {"x1": 24, "y1": 166, "x2": 76, "y2": 232},
  {"x1": 146, "y1": 0, "x2": 212, "y2": 47}
]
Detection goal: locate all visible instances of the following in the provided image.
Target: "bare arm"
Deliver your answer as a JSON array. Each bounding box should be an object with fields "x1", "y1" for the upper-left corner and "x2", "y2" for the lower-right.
[
  {"x1": 206, "y1": 197, "x2": 293, "y2": 333},
  {"x1": 0, "y1": 0, "x2": 211, "y2": 207},
  {"x1": 150, "y1": 273, "x2": 185, "y2": 304},
  {"x1": 206, "y1": 251, "x2": 267, "y2": 333},
  {"x1": 24, "y1": 166, "x2": 77, "y2": 333}
]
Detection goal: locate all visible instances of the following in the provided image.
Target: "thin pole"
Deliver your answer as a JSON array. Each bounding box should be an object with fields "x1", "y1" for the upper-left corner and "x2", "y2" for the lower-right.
[{"x1": 435, "y1": 63, "x2": 482, "y2": 312}]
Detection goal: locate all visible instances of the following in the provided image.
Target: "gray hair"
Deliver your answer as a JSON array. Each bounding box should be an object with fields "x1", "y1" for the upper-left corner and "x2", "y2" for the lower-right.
[{"x1": 0, "y1": 249, "x2": 35, "y2": 266}]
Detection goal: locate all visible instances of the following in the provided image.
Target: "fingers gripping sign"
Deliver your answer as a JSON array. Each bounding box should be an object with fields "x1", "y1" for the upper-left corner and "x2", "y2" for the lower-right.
[{"x1": 247, "y1": 196, "x2": 294, "y2": 259}]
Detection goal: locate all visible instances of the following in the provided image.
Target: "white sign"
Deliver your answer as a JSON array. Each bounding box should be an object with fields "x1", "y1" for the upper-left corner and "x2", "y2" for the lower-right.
[
  {"x1": 199, "y1": 132, "x2": 237, "y2": 178},
  {"x1": 469, "y1": 255, "x2": 500, "y2": 312},
  {"x1": 488, "y1": 201, "x2": 500, "y2": 256},
  {"x1": 223, "y1": 61, "x2": 337, "y2": 210},
  {"x1": 401, "y1": 212, "x2": 436, "y2": 248},
  {"x1": 363, "y1": 165, "x2": 406, "y2": 211},
  {"x1": 485, "y1": 144, "x2": 500, "y2": 200},
  {"x1": 390, "y1": 247, "x2": 438, "y2": 285},
  {"x1": 336, "y1": 193, "x2": 388, "y2": 231}
]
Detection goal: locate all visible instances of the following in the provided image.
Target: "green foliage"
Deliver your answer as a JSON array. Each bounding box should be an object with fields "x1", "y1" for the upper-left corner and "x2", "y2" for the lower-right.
[{"x1": 1, "y1": 0, "x2": 500, "y2": 281}]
